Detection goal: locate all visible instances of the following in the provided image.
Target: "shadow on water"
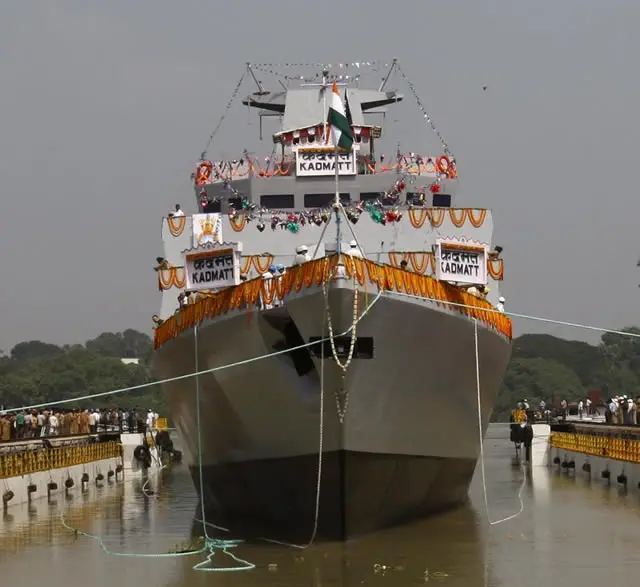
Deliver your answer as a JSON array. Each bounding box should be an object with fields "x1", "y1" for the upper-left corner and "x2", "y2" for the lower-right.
[{"x1": 178, "y1": 504, "x2": 495, "y2": 587}]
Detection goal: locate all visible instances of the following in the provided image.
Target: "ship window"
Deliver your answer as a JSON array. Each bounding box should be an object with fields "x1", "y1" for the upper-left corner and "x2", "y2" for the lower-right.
[
  {"x1": 228, "y1": 197, "x2": 244, "y2": 209},
  {"x1": 201, "y1": 200, "x2": 221, "y2": 213},
  {"x1": 260, "y1": 194, "x2": 295, "y2": 209},
  {"x1": 304, "y1": 193, "x2": 350, "y2": 208},
  {"x1": 360, "y1": 192, "x2": 397, "y2": 206},
  {"x1": 406, "y1": 192, "x2": 426, "y2": 206},
  {"x1": 432, "y1": 193, "x2": 452, "y2": 208}
]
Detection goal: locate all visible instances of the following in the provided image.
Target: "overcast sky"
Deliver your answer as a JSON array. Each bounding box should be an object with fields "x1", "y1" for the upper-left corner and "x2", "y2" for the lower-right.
[{"x1": 1, "y1": 0, "x2": 638, "y2": 351}]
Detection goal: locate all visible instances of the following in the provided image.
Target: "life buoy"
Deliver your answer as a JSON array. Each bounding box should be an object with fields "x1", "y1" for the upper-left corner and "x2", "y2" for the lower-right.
[
  {"x1": 436, "y1": 155, "x2": 450, "y2": 174},
  {"x1": 195, "y1": 161, "x2": 213, "y2": 186}
]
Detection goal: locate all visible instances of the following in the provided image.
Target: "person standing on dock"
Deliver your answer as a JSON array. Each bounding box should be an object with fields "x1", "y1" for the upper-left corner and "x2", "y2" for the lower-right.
[
  {"x1": 578, "y1": 399, "x2": 584, "y2": 420},
  {"x1": 626, "y1": 398, "x2": 636, "y2": 425},
  {"x1": 0, "y1": 413, "x2": 11, "y2": 441}
]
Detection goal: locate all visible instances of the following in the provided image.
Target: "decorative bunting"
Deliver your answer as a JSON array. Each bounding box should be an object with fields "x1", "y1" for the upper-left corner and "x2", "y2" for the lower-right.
[{"x1": 154, "y1": 255, "x2": 512, "y2": 348}]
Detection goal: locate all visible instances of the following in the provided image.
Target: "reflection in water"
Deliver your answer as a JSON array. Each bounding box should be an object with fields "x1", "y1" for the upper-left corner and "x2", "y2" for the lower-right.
[
  {"x1": 180, "y1": 505, "x2": 490, "y2": 587},
  {"x1": 2, "y1": 427, "x2": 640, "y2": 587}
]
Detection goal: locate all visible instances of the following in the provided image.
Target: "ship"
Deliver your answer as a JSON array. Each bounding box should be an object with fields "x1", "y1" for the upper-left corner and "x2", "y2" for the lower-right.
[{"x1": 152, "y1": 60, "x2": 513, "y2": 542}]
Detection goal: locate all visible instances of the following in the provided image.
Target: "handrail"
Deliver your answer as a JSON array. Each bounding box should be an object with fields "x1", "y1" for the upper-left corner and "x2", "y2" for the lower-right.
[
  {"x1": 0, "y1": 441, "x2": 122, "y2": 479},
  {"x1": 549, "y1": 431, "x2": 640, "y2": 464}
]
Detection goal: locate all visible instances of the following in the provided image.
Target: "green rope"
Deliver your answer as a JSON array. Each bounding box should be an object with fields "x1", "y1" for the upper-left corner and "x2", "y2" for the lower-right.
[
  {"x1": 2, "y1": 289, "x2": 384, "y2": 415},
  {"x1": 11, "y1": 289, "x2": 384, "y2": 570},
  {"x1": 56, "y1": 324, "x2": 255, "y2": 572}
]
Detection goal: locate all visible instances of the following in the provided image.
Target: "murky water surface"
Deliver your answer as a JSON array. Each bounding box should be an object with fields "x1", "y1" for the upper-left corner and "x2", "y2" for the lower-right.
[{"x1": 1, "y1": 426, "x2": 640, "y2": 586}]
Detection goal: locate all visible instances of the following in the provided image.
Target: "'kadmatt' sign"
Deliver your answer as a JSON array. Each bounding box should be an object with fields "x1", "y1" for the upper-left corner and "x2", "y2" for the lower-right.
[{"x1": 296, "y1": 149, "x2": 356, "y2": 177}]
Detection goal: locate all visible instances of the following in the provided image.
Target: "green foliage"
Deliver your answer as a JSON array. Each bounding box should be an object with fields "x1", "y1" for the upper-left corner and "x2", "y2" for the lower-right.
[
  {"x1": 492, "y1": 327, "x2": 640, "y2": 421},
  {"x1": 0, "y1": 330, "x2": 166, "y2": 415}
]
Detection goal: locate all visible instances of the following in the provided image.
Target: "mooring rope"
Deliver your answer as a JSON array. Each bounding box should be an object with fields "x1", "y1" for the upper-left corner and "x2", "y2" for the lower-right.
[
  {"x1": 473, "y1": 319, "x2": 526, "y2": 526},
  {"x1": 9, "y1": 287, "x2": 638, "y2": 549},
  {"x1": 41, "y1": 289, "x2": 383, "y2": 570}
]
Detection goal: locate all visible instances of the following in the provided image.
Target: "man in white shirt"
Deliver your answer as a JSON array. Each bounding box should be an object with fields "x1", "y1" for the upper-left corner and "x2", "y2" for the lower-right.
[
  {"x1": 496, "y1": 296, "x2": 505, "y2": 313},
  {"x1": 344, "y1": 240, "x2": 363, "y2": 258},
  {"x1": 294, "y1": 245, "x2": 311, "y2": 265},
  {"x1": 49, "y1": 412, "x2": 59, "y2": 436},
  {"x1": 169, "y1": 204, "x2": 185, "y2": 217}
]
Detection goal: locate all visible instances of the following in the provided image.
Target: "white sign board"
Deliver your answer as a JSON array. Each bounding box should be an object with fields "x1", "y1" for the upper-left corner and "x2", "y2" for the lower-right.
[
  {"x1": 296, "y1": 149, "x2": 356, "y2": 177},
  {"x1": 192, "y1": 213, "x2": 223, "y2": 248},
  {"x1": 435, "y1": 239, "x2": 488, "y2": 285},
  {"x1": 184, "y1": 245, "x2": 241, "y2": 291}
]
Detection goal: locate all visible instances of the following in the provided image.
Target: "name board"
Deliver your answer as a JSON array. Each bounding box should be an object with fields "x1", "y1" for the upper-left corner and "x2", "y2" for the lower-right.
[
  {"x1": 296, "y1": 150, "x2": 356, "y2": 177},
  {"x1": 435, "y1": 239, "x2": 488, "y2": 285},
  {"x1": 184, "y1": 248, "x2": 239, "y2": 291}
]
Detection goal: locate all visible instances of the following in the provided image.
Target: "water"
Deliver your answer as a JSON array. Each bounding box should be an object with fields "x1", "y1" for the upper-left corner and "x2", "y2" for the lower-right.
[{"x1": 1, "y1": 426, "x2": 640, "y2": 586}]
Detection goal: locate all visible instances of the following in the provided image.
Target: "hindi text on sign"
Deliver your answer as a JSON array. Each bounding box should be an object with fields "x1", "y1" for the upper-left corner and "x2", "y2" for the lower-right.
[
  {"x1": 435, "y1": 240, "x2": 488, "y2": 285},
  {"x1": 296, "y1": 150, "x2": 357, "y2": 177},
  {"x1": 184, "y1": 247, "x2": 240, "y2": 291}
]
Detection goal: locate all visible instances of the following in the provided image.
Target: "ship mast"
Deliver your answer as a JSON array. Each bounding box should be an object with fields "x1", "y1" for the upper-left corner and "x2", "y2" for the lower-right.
[{"x1": 301, "y1": 67, "x2": 348, "y2": 254}]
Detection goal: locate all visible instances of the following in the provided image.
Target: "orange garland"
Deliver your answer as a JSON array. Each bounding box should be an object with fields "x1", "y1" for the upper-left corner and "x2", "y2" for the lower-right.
[
  {"x1": 227, "y1": 208, "x2": 487, "y2": 233},
  {"x1": 153, "y1": 255, "x2": 512, "y2": 348},
  {"x1": 157, "y1": 267, "x2": 186, "y2": 290},
  {"x1": 166, "y1": 216, "x2": 186, "y2": 237}
]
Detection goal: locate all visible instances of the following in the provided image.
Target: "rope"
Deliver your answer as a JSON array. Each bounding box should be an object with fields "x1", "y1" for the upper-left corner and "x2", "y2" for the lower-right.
[
  {"x1": 200, "y1": 71, "x2": 247, "y2": 160},
  {"x1": 385, "y1": 289, "x2": 640, "y2": 339},
  {"x1": 258, "y1": 302, "x2": 327, "y2": 549},
  {"x1": 474, "y1": 319, "x2": 525, "y2": 526},
  {"x1": 1, "y1": 290, "x2": 383, "y2": 415},
  {"x1": 58, "y1": 323, "x2": 255, "y2": 572}
]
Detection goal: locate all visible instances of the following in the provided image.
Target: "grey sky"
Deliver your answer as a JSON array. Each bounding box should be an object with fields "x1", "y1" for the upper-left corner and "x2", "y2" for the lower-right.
[{"x1": 1, "y1": 0, "x2": 638, "y2": 351}]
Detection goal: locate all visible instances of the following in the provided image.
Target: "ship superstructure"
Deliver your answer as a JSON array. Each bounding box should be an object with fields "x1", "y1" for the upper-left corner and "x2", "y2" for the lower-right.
[{"x1": 153, "y1": 60, "x2": 512, "y2": 541}]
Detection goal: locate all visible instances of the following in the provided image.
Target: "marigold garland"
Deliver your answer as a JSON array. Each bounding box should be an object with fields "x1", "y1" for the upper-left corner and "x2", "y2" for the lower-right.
[
  {"x1": 449, "y1": 209, "x2": 466, "y2": 228},
  {"x1": 154, "y1": 255, "x2": 512, "y2": 349},
  {"x1": 229, "y1": 215, "x2": 248, "y2": 232},
  {"x1": 427, "y1": 209, "x2": 445, "y2": 227},
  {"x1": 468, "y1": 209, "x2": 487, "y2": 228},
  {"x1": 488, "y1": 258, "x2": 504, "y2": 280},
  {"x1": 157, "y1": 267, "x2": 186, "y2": 290},
  {"x1": 166, "y1": 216, "x2": 187, "y2": 237},
  {"x1": 409, "y1": 209, "x2": 429, "y2": 229}
]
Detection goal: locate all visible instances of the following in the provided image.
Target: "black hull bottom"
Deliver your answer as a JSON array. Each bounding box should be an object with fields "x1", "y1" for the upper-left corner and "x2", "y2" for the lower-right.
[{"x1": 189, "y1": 450, "x2": 477, "y2": 542}]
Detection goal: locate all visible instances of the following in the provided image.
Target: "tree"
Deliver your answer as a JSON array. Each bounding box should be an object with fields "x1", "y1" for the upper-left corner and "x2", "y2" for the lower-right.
[
  {"x1": 10, "y1": 340, "x2": 63, "y2": 362},
  {"x1": 0, "y1": 330, "x2": 165, "y2": 414}
]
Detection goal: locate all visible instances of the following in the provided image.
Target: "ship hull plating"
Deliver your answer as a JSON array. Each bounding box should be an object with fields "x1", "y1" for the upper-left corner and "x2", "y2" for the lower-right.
[{"x1": 154, "y1": 286, "x2": 512, "y2": 541}]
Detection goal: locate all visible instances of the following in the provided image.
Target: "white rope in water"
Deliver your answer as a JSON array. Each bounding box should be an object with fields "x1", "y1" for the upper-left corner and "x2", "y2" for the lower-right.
[{"x1": 474, "y1": 319, "x2": 526, "y2": 526}]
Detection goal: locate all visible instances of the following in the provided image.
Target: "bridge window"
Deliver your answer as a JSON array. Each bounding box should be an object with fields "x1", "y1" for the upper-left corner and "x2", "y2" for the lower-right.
[
  {"x1": 406, "y1": 192, "x2": 426, "y2": 206},
  {"x1": 260, "y1": 194, "x2": 295, "y2": 209},
  {"x1": 201, "y1": 200, "x2": 221, "y2": 213},
  {"x1": 304, "y1": 193, "x2": 351, "y2": 208},
  {"x1": 432, "y1": 193, "x2": 451, "y2": 208},
  {"x1": 360, "y1": 192, "x2": 397, "y2": 206}
]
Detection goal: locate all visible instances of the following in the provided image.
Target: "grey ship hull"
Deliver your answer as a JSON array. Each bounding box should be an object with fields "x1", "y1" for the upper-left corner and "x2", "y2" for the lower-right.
[{"x1": 154, "y1": 284, "x2": 511, "y2": 541}]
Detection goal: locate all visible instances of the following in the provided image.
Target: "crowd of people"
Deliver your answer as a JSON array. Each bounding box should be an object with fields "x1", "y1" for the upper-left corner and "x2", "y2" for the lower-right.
[
  {"x1": 0, "y1": 407, "x2": 160, "y2": 442},
  {"x1": 510, "y1": 396, "x2": 640, "y2": 426},
  {"x1": 603, "y1": 395, "x2": 640, "y2": 425}
]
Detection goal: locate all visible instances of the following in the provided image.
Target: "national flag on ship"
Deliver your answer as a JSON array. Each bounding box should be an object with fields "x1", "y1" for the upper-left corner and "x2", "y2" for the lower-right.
[{"x1": 326, "y1": 82, "x2": 354, "y2": 151}]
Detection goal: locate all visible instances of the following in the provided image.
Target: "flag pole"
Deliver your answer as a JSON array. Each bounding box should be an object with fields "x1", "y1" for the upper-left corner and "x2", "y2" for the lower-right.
[{"x1": 335, "y1": 140, "x2": 341, "y2": 256}]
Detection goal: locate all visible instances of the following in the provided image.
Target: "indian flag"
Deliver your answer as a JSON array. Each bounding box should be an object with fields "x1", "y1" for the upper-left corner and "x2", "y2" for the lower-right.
[{"x1": 326, "y1": 82, "x2": 353, "y2": 151}]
